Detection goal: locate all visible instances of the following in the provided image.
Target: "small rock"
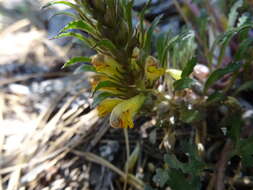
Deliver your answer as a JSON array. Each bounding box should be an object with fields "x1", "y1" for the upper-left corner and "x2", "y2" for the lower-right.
[{"x1": 8, "y1": 84, "x2": 30, "y2": 95}]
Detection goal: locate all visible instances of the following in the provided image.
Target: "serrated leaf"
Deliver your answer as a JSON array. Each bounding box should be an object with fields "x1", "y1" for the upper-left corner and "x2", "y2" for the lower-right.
[
  {"x1": 204, "y1": 62, "x2": 241, "y2": 93},
  {"x1": 63, "y1": 56, "x2": 91, "y2": 68},
  {"x1": 60, "y1": 20, "x2": 96, "y2": 35},
  {"x1": 181, "y1": 57, "x2": 197, "y2": 78},
  {"x1": 174, "y1": 77, "x2": 195, "y2": 91}
]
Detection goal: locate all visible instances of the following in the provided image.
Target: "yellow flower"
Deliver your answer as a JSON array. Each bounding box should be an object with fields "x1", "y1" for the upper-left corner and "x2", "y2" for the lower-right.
[
  {"x1": 166, "y1": 69, "x2": 182, "y2": 80},
  {"x1": 91, "y1": 54, "x2": 123, "y2": 77},
  {"x1": 97, "y1": 98, "x2": 123, "y2": 117},
  {"x1": 145, "y1": 56, "x2": 165, "y2": 81},
  {"x1": 110, "y1": 94, "x2": 146, "y2": 128}
]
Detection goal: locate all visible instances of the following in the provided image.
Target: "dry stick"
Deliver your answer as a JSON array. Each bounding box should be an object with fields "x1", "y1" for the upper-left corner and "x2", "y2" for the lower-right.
[
  {"x1": 87, "y1": 119, "x2": 110, "y2": 152},
  {"x1": 208, "y1": 139, "x2": 233, "y2": 190},
  {"x1": 0, "y1": 72, "x2": 70, "y2": 86},
  {"x1": 216, "y1": 140, "x2": 233, "y2": 190},
  {"x1": 71, "y1": 150, "x2": 144, "y2": 190},
  {"x1": 0, "y1": 94, "x2": 4, "y2": 190}
]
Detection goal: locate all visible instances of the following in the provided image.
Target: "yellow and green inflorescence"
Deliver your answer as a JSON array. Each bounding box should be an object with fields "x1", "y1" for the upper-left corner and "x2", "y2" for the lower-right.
[{"x1": 45, "y1": 0, "x2": 182, "y2": 128}]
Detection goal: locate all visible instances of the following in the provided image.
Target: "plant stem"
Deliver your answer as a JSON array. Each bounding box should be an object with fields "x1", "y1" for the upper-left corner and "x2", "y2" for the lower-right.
[{"x1": 123, "y1": 128, "x2": 130, "y2": 190}]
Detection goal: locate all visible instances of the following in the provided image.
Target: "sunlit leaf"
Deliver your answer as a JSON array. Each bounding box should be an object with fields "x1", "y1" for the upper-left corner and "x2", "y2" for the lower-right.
[
  {"x1": 63, "y1": 56, "x2": 91, "y2": 68},
  {"x1": 82, "y1": 64, "x2": 96, "y2": 72}
]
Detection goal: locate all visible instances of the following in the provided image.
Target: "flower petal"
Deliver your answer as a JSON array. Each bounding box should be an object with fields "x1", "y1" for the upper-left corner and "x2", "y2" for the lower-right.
[
  {"x1": 97, "y1": 98, "x2": 123, "y2": 117},
  {"x1": 166, "y1": 69, "x2": 182, "y2": 80},
  {"x1": 110, "y1": 94, "x2": 146, "y2": 128}
]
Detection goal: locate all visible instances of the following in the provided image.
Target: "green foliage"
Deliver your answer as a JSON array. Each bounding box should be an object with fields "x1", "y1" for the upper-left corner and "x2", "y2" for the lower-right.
[
  {"x1": 45, "y1": 1, "x2": 253, "y2": 189},
  {"x1": 153, "y1": 143, "x2": 204, "y2": 189}
]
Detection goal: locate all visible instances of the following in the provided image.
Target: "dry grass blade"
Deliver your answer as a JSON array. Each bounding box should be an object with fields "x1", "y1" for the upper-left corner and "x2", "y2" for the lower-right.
[
  {"x1": 71, "y1": 150, "x2": 144, "y2": 190},
  {"x1": 0, "y1": 93, "x2": 4, "y2": 190}
]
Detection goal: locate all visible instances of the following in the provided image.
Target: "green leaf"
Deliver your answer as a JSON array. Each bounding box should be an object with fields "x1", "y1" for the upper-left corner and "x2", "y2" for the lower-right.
[
  {"x1": 144, "y1": 15, "x2": 163, "y2": 54},
  {"x1": 63, "y1": 56, "x2": 91, "y2": 68},
  {"x1": 50, "y1": 11, "x2": 77, "y2": 20},
  {"x1": 204, "y1": 62, "x2": 241, "y2": 93},
  {"x1": 53, "y1": 32, "x2": 94, "y2": 47},
  {"x1": 181, "y1": 57, "x2": 197, "y2": 78},
  {"x1": 156, "y1": 33, "x2": 168, "y2": 67},
  {"x1": 60, "y1": 20, "x2": 96, "y2": 35},
  {"x1": 153, "y1": 168, "x2": 169, "y2": 188},
  {"x1": 82, "y1": 64, "x2": 96, "y2": 72},
  {"x1": 92, "y1": 92, "x2": 116, "y2": 108},
  {"x1": 174, "y1": 77, "x2": 195, "y2": 91},
  {"x1": 92, "y1": 80, "x2": 120, "y2": 96},
  {"x1": 123, "y1": 0, "x2": 134, "y2": 35}
]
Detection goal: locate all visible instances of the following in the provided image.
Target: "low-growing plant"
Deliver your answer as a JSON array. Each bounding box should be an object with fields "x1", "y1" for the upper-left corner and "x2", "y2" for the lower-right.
[{"x1": 44, "y1": 0, "x2": 253, "y2": 189}]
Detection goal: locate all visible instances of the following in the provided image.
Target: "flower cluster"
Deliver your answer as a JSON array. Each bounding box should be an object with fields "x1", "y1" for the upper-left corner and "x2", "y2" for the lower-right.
[{"x1": 90, "y1": 51, "x2": 183, "y2": 128}]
